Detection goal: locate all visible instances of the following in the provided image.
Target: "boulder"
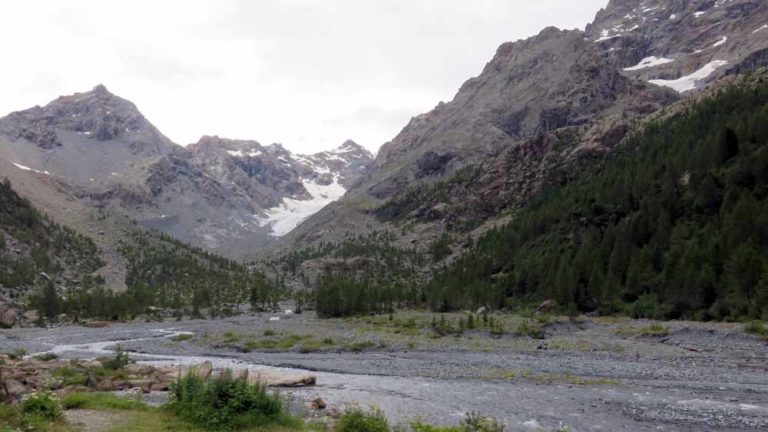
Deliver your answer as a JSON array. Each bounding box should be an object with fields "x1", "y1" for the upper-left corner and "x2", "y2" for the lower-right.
[
  {"x1": 6, "y1": 379, "x2": 29, "y2": 400},
  {"x1": 22, "y1": 309, "x2": 39, "y2": 322},
  {"x1": 0, "y1": 303, "x2": 17, "y2": 327},
  {"x1": 193, "y1": 361, "x2": 213, "y2": 379},
  {"x1": 536, "y1": 300, "x2": 554, "y2": 314},
  {"x1": 96, "y1": 378, "x2": 115, "y2": 392},
  {"x1": 126, "y1": 379, "x2": 153, "y2": 393},
  {"x1": 247, "y1": 370, "x2": 316, "y2": 387},
  {"x1": 306, "y1": 396, "x2": 326, "y2": 410},
  {"x1": 157, "y1": 365, "x2": 182, "y2": 379},
  {"x1": 234, "y1": 368, "x2": 249, "y2": 381},
  {"x1": 124, "y1": 363, "x2": 156, "y2": 376}
]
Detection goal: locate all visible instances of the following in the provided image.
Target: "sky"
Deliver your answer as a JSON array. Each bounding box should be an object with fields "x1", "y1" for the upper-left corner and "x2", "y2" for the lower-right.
[{"x1": 0, "y1": 0, "x2": 608, "y2": 154}]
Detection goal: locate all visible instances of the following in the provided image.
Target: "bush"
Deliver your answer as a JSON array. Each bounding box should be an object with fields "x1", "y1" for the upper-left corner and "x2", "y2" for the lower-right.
[
  {"x1": 461, "y1": 412, "x2": 504, "y2": 432},
  {"x1": 744, "y1": 321, "x2": 768, "y2": 338},
  {"x1": 21, "y1": 392, "x2": 62, "y2": 420},
  {"x1": 335, "y1": 407, "x2": 388, "y2": 432},
  {"x1": 101, "y1": 345, "x2": 130, "y2": 370},
  {"x1": 33, "y1": 353, "x2": 57, "y2": 362},
  {"x1": 639, "y1": 324, "x2": 669, "y2": 337},
  {"x1": 410, "y1": 413, "x2": 504, "y2": 432},
  {"x1": 514, "y1": 320, "x2": 544, "y2": 339},
  {"x1": 7, "y1": 348, "x2": 27, "y2": 360},
  {"x1": 168, "y1": 371, "x2": 287, "y2": 431}
]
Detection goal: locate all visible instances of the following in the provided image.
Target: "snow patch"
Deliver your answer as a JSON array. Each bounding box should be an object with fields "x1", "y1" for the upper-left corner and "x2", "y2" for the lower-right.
[
  {"x1": 712, "y1": 36, "x2": 727, "y2": 48},
  {"x1": 12, "y1": 163, "x2": 49, "y2": 175},
  {"x1": 624, "y1": 56, "x2": 674, "y2": 71},
  {"x1": 649, "y1": 60, "x2": 728, "y2": 93},
  {"x1": 694, "y1": 11, "x2": 706, "y2": 18},
  {"x1": 595, "y1": 29, "x2": 620, "y2": 42},
  {"x1": 256, "y1": 176, "x2": 346, "y2": 237},
  {"x1": 754, "y1": 25, "x2": 768, "y2": 34}
]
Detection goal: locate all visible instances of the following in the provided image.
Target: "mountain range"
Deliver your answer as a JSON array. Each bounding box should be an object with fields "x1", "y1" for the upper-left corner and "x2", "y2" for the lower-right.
[
  {"x1": 1, "y1": 0, "x2": 768, "y2": 302},
  {"x1": 271, "y1": 0, "x2": 768, "y2": 268},
  {"x1": 0, "y1": 86, "x2": 373, "y2": 258}
]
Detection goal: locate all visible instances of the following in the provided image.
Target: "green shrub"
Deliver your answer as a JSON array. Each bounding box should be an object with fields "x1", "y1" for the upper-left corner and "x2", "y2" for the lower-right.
[
  {"x1": 744, "y1": 321, "x2": 768, "y2": 338},
  {"x1": 7, "y1": 348, "x2": 27, "y2": 360},
  {"x1": 101, "y1": 345, "x2": 129, "y2": 370},
  {"x1": 171, "y1": 334, "x2": 194, "y2": 342},
  {"x1": 514, "y1": 320, "x2": 544, "y2": 339},
  {"x1": 629, "y1": 294, "x2": 662, "y2": 320},
  {"x1": 21, "y1": 392, "x2": 62, "y2": 420},
  {"x1": 461, "y1": 412, "x2": 504, "y2": 432},
  {"x1": 639, "y1": 324, "x2": 669, "y2": 337},
  {"x1": 411, "y1": 420, "x2": 465, "y2": 432},
  {"x1": 263, "y1": 329, "x2": 275, "y2": 336},
  {"x1": 33, "y1": 353, "x2": 57, "y2": 362},
  {"x1": 168, "y1": 371, "x2": 287, "y2": 431},
  {"x1": 335, "y1": 407, "x2": 388, "y2": 432}
]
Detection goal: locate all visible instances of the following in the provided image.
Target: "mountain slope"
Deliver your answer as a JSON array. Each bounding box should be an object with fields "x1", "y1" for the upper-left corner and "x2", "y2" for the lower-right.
[
  {"x1": 0, "y1": 178, "x2": 104, "y2": 326},
  {"x1": 428, "y1": 74, "x2": 768, "y2": 320},
  {"x1": 272, "y1": 0, "x2": 768, "y2": 278},
  {"x1": 0, "y1": 86, "x2": 373, "y2": 257}
]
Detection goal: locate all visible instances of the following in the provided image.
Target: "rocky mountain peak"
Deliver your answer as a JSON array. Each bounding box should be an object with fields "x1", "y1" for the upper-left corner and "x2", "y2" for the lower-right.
[{"x1": 0, "y1": 85, "x2": 174, "y2": 155}]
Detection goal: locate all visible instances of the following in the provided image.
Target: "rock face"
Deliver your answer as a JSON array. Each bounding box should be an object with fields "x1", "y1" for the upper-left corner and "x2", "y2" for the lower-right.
[
  {"x1": 0, "y1": 86, "x2": 373, "y2": 257},
  {"x1": 277, "y1": 0, "x2": 768, "y2": 272}
]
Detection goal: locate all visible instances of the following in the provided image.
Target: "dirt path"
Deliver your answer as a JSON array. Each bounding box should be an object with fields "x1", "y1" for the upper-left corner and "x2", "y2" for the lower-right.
[{"x1": 63, "y1": 409, "x2": 129, "y2": 432}]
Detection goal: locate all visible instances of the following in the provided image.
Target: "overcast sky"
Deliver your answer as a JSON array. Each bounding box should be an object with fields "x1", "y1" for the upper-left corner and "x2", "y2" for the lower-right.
[{"x1": 0, "y1": 0, "x2": 608, "y2": 154}]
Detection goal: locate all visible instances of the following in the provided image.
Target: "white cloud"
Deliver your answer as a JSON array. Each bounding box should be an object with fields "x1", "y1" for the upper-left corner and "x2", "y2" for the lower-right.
[{"x1": 0, "y1": 0, "x2": 607, "y2": 154}]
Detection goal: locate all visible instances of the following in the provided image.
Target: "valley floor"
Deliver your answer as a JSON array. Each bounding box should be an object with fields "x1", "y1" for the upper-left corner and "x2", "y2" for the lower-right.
[{"x1": 1, "y1": 307, "x2": 767, "y2": 431}]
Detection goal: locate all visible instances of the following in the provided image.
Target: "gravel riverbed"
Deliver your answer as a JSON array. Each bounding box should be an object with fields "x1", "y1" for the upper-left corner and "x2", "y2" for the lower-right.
[{"x1": 1, "y1": 307, "x2": 767, "y2": 431}]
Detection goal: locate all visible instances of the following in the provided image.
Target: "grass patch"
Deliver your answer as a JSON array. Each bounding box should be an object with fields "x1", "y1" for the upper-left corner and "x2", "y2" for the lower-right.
[
  {"x1": 34, "y1": 353, "x2": 58, "y2": 362},
  {"x1": 172, "y1": 334, "x2": 195, "y2": 342},
  {"x1": 335, "y1": 407, "x2": 388, "y2": 432},
  {"x1": 0, "y1": 403, "x2": 72, "y2": 432},
  {"x1": 61, "y1": 392, "x2": 147, "y2": 411},
  {"x1": 514, "y1": 320, "x2": 545, "y2": 339},
  {"x1": 744, "y1": 321, "x2": 768, "y2": 338},
  {"x1": 244, "y1": 334, "x2": 312, "y2": 351},
  {"x1": 7, "y1": 348, "x2": 27, "y2": 360}
]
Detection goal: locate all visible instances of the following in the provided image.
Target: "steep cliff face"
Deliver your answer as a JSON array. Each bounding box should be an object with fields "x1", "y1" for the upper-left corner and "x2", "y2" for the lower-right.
[
  {"x1": 0, "y1": 87, "x2": 373, "y2": 257},
  {"x1": 363, "y1": 27, "x2": 673, "y2": 201},
  {"x1": 587, "y1": 0, "x2": 768, "y2": 88},
  {"x1": 275, "y1": 0, "x2": 768, "y2": 271}
]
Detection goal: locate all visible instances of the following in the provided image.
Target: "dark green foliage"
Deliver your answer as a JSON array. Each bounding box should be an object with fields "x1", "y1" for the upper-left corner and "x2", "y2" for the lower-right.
[
  {"x1": 100, "y1": 345, "x2": 129, "y2": 370},
  {"x1": 20, "y1": 392, "x2": 62, "y2": 420},
  {"x1": 168, "y1": 372, "x2": 286, "y2": 431},
  {"x1": 429, "y1": 234, "x2": 454, "y2": 262},
  {"x1": 315, "y1": 275, "x2": 388, "y2": 317},
  {"x1": 335, "y1": 407, "x2": 389, "y2": 432},
  {"x1": 119, "y1": 230, "x2": 278, "y2": 316},
  {"x1": 427, "y1": 81, "x2": 768, "y2": 320},
  {"x1": 0, "y1": 178, "x2": 103, "y2": 306}
]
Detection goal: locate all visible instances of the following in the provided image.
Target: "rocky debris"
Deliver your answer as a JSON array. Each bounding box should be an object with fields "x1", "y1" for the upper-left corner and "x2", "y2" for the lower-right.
[
  {"x1": 0, "y1": 301, "x2": 17, "y2": 327},
  {"x1": 306, "y1": 395, "x2": 326, "y2": 410},
  {"x1": 536, "y1": 300, "x2": 554, "y2": 314}
]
